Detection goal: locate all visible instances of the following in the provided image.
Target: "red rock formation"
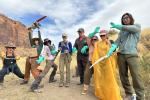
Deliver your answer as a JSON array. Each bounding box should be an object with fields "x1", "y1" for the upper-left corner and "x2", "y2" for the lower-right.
[{"x1": 0, "y1": 14, "x2": 30, "y2": 47}]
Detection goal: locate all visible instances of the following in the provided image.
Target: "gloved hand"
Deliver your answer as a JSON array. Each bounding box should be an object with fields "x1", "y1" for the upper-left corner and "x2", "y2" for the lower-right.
[
  {"x1": 51, "y1": 49, "x2": 57, "y2": 55},
  {"x1": 107, "y1": 44, "x2": 118, "y2": 57},
  {"x1": 94, "y1": 26, "x2": 100, "y2": 33},
  {"x1": 72, "y1": 47, "x2": 77, "y2": 53},
  {"x1": 110, "y1": 22, "x2": 122, "y2": 30},
  {"x1": 88, "y1": 26, "x2": 100, "y2": 38},
  {"x1": 81, "y1": 46, "x2": 89, "y2": 54},
  {"x1": 36, "y1": 55, "x2": 44, "y2": 64}
]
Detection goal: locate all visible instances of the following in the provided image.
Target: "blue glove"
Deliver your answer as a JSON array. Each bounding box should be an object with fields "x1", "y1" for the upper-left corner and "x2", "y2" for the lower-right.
[
  {"x1": 72, "y1": 47, "x2": 77, "y2": 53},
  {"x1": 110, "y1": 22, "x2": 122, "y2": 30},
  {"x1": 81, "y1": 46, "x2": 89, "y2": 54},
  {"x1": 51, "y1": 49, "x2": 57, "y2": 55},
  {"x1": 36, "y1": 56, "x2": 44, "y2": 64},
  {"x1": 88, "y1": 26, "x2": 100, "y2": 38},
  {"x1": 107, "y1": 44, "x2": 118, "y2": 57}
]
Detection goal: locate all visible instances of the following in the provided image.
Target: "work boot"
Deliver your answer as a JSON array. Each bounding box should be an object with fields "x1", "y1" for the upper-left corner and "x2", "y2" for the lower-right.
[
  {"x1": 31, "y1": 83, "x2": 39, "y2": 91},
  {"x1": 49, "y1": 79, "x2": 57, "y2": 83},
  {"x1": 20, "y1": 80, "x2": 28, "y2": 85},
  {"x1": 65, "y1": 83, "x2": 70, "y2": 87},
  {"x1": 59, "y1": 83, "x2": 64, "y2": 87},
  {"x1": 124, "y1": 94, "x2": 132, "y2": 100}
]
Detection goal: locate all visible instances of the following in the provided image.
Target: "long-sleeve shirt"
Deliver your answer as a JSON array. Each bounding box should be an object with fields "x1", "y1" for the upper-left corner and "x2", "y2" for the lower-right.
[
  {"x1": 40, "y1": 45, "x2": 54, "y2": 61},
  {"x1": 58, "y1": 41, "x2": 72, "y2": 54},
  {"x1": 28, "y1": 29, "x2": 43, "y2": 56},
  {"x1": 115, "y1": 24, "x2": 141, "y2": 55},
  {"x1": 74, "y1": 35, "x2": 90, "y2": 57}
]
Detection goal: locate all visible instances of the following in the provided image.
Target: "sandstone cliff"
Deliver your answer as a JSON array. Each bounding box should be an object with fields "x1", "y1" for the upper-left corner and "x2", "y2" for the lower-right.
[{"x1": 0, "y1": 14, "x2": 30, "y2": 47}]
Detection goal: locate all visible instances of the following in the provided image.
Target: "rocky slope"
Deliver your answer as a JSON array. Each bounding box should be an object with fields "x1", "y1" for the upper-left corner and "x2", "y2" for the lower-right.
[{"x1": 0, "y1": 14, "x2": 30, "y2": 47}]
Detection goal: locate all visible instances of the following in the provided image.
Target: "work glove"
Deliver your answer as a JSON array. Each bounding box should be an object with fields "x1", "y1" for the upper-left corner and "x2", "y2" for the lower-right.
[
  {"x1": 36, "y1": 55, "x2": 44, "y2": 64},
  {"x1": 81, "y1": 46, "x2": 89, "y2": 54},
  {"x1": 72, "y1": 47, "x2": 77, "y2": 53},
  {"x1": 107, "y1": 44, "x2": 118, "y2": 57},
  {"x1": 51, "y1": 49, "x2": 57, "y2": 55},
  {"x1": 110, "y1": 22, "x2": 122, "y2": 30},
  {"x1": 88, "y1": 26, "x2": 100, "y2": 38}
]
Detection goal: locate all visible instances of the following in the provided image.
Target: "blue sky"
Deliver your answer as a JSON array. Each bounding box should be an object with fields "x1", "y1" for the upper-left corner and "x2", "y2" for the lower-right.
[{"x1": 0, "y1": 0, "x2": 150, "y2": 47}]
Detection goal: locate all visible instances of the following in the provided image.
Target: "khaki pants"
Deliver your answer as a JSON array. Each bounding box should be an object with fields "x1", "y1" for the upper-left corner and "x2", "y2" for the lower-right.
[
  {"x1": 24, "y1": 57, "x2": 42, "y2": 81},
  {"x1": 118, "y1": 53, "x2": 145, "y2": 100},
  {"x1": 59, "y1": 53, "x2": 71, "y2": 84}
]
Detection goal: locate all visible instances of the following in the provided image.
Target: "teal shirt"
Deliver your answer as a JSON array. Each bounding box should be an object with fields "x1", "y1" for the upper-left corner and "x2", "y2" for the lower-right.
[
  {"x1": 32, "y1": 44, "x2": 43, "y2": 56},
  {"x1": 115, "y1": 24, "x2": 141, "y2": 55}
]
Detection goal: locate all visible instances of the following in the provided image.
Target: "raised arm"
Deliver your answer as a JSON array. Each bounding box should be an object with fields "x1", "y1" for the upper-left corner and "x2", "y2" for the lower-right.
[
  {"x1": 88, "y1": 26, "x2": 100, "y2": 38},
  {"x1": 110, "y1": 22, "x2": 141, "y2": 33},
  {"x1": 28, "y1": 29, "x2": 34, "y2": 46},
  {"x1": 38, "y1": 29, "x2": 43, "y2": 44}
]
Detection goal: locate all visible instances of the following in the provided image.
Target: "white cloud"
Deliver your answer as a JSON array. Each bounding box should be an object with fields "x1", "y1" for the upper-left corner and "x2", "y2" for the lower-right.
[{"x1": 0, "y1": 0, "x2": 150, "y2": 48}]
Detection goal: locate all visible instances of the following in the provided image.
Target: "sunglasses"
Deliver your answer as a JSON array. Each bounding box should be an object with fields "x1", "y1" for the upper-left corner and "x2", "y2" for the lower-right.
[
  {"x1": 100, "y1": 35, "x2": 106, "y2": 37},
  {"x1": 92, "y1": 39, "x2": 98, "y2": 41}
]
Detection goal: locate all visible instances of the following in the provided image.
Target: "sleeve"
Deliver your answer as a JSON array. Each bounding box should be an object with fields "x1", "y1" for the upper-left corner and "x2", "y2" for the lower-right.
[
  {"x1": 38, "y1": 30, "x2": 43, "y2": 44},
  {"x1": 28, "y1": 30, "x2": 34, "y2": 46},
  {"x1": 69, "y1": 42, "x2": 73, "y2": 53},
  {"x1": 46, "y1": 46, "x2": 51, "y2": 57},
  {"x1": 122, "y1": 24, "x2": 141, "y2": 33},
  {"x1": 58, "y1": 42, "x2": 61, "y2": 49},
  {"x1": 114, "y1": 32, "x2": 121, "y2": 46},
  {"x1": 73, "y1": 39, "x2": 78, "y2": 50}
]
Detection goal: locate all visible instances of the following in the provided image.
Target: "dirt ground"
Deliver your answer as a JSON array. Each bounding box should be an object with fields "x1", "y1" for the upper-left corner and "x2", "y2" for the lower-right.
[
  {"x1": 0, "y1": 57, "x2": 98, "y2": 100},
  {"x1": 0, "y1": 73, "x2": 98, "y2": 100}
]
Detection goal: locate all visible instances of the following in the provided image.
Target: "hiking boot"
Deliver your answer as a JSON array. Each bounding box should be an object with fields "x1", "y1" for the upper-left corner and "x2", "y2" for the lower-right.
[
  {"x1": 65, "y1": 83, "x2": 70, "y2": 87},
  {"x1": 33, "y1": 89, "x2": 42, "y2": 93},
  {"x1": 49, "y1": 79, "x2": 57, "y2": 83},
  {"x1": 81, "y1": 89, "x2": 88, "y2": 95},
  {"x1": 20, "y1": 80, "x2": 28, "y2": 85},
  {"x1": 59, "y1": 83, "x2": 64, "y2": 87},
  {"x1": 124, "y1": 94, "x2": 132, "y2": 100},
  {"x1": 77, "y1": 82, "x2": 83, "y2": 85}
]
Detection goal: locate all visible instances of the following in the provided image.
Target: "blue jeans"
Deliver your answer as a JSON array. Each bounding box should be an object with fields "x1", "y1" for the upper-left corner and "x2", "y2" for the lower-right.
[{"x1": 0, "y1": 64, "x2": 24, "y2": 83}]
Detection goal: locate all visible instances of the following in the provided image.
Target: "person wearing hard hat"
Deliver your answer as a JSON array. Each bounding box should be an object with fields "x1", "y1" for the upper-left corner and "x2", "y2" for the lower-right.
[{"x1": 58, "y1": 33, "x2": 72, "y2": 87}]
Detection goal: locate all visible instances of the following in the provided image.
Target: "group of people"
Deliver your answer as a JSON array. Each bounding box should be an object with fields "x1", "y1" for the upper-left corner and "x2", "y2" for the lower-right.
[{"x1": 0, "y1": 12, "x2": 145, "y2": 100}]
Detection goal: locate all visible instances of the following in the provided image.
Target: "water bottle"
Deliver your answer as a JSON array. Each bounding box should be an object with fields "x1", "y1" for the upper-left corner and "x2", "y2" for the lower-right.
[{"x1": 131, "y1": 94, "x2": 136, "y2": 100}]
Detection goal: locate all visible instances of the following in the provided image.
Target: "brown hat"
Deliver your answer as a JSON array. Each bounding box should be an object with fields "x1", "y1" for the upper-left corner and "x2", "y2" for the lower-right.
[
  {"x1": 5, "y1": 42, "x2": 16, "y2": 49},
  {"x1": 32, "y1": 37, "x2": 40, "y2": 44}
]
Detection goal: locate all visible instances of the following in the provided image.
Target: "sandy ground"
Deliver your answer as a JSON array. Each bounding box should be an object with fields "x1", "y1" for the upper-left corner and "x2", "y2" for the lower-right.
[{"x1": 0, "y1": 72, "x2": 98, "y2": 100}]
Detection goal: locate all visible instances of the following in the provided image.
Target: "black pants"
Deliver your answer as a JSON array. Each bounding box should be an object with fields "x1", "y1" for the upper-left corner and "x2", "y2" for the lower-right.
[
  {"x1": 77, "y1": 56, "x2": 88, "y2": 84},
  {"x1": 0, "y1": 64, "x2": 24, "y2": 83},
  {"x1": 49, "y1": 62, "x2": 58, "y2": 81}
]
